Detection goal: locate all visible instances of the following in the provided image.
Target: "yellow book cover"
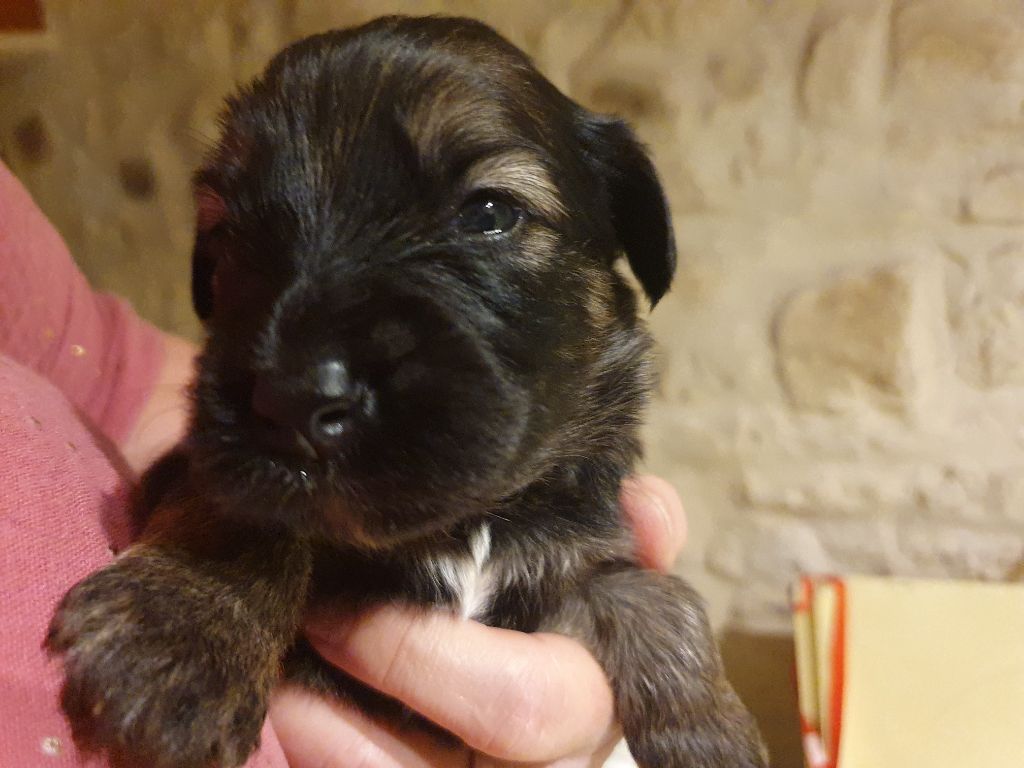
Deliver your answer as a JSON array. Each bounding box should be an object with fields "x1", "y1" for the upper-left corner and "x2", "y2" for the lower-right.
[{"x1": 792, "y1": 575, "x2": 1024, "y2": 768}]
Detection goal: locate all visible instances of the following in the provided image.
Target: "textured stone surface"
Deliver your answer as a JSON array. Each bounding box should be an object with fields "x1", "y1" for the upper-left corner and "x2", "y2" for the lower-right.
[
  {"x1": 5, "y1": 3, "x2": 1024, "y2": 763},
  {"x1": 946, "y1": 240, "x2": 1024, "y2": 387},
  {"x1": 965, "y1": 166, "x2": 1024, "y2": 225},
  {"x1": 775, "y1": 261, "x2": 949, "y2": 417}
]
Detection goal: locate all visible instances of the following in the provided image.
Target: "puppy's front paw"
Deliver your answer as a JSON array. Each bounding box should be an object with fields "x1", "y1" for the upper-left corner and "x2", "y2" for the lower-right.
[
  {"x1": 625, "y1": 694, "x2": 769, "y2": 768},
  {"x1": 47, "y1": 554, "x2": 271, "y2": 768}
]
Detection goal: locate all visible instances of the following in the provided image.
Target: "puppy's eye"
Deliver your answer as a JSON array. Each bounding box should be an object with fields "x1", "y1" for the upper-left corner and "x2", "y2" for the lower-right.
[{"x1": 454, "y1": 194, "x2": 522, "y2": 236}]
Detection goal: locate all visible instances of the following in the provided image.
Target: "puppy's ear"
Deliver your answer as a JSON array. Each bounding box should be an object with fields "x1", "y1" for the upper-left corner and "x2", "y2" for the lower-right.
[
  {"x1": 191, "y1": 238, "x2": 215, "y2": 320},
  {"x1": 191, "y1": 186, "x2": 226, "y2": 321},
  {"x1": 579, "y1": 114, "x2": 676, "y2": 306}
]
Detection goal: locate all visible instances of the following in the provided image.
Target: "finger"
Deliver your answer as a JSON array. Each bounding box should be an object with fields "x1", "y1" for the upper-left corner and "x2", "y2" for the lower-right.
[
  {"x1": 620, "y1": 474, "x2": 686, "y2": 571},
  {"x1": 269, "y1": 684, "x2": 468, "y2": 768},
  {"x1": 306, "y1": 607, "x2": 615, "y2": 763},
  {"x1": 473, "y1": 729, "x2": 622, "y2": 768},
  {"x1": 121, "y1": 332, "x2": 197, "y2": 473}
]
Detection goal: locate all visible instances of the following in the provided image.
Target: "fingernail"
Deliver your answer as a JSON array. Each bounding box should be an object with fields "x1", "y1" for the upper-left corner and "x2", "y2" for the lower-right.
[
  {"x1": 632, "y1": 478, "x2": 674, "y2": 541},
  {"x1": 645, "y1": 489, "x2": 675, "y2": 558}
]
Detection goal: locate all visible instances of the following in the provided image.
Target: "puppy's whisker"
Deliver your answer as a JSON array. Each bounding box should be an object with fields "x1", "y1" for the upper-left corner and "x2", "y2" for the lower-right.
[{"x1": 481, "y1": 509, "x2": 511, "y2": 524}]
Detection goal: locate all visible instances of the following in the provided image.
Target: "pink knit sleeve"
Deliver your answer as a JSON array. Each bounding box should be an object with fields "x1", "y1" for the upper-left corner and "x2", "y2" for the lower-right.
[{"x1": 0, "y1": 161, "x2": 165, "y2": 444}]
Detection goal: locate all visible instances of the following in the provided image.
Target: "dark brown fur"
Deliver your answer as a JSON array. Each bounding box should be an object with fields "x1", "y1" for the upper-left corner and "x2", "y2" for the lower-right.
[{"x1": 47, "y1": 16, "x2": 767, "y2": 768}]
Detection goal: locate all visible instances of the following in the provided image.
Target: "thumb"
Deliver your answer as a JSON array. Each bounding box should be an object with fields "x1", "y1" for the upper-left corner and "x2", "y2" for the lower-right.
[{"x1": 620, "y1": 475, "x2": 686, "y2": 571}]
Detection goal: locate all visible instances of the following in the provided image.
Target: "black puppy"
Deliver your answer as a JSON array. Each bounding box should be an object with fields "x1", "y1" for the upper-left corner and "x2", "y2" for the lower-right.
[{"x1": 48, "y1": 16, "x2": 767, "y2": 768}]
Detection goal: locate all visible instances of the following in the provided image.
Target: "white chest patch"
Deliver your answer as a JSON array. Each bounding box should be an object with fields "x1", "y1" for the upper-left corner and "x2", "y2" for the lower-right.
[{"x1": 425, "y1": 523, "x2": 496, "y2": 620}]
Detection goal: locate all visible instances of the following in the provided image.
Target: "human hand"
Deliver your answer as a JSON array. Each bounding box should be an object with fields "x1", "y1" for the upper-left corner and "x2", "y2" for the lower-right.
[
  {"x1": 121, "y1": 333, "x2": 198, "y2": 472},
  {"x1": 269, "y1": 474, "x2": 686, "y2": 768}
]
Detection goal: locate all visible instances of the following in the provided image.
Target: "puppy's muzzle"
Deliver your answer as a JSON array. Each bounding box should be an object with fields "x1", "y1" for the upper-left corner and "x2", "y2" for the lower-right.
[
  {"x1": 251, "y1": 359, "x2": 367, "y2": 458},
  {"x1": 241, "y1": 271, "x2": 524, "y2": 480}
]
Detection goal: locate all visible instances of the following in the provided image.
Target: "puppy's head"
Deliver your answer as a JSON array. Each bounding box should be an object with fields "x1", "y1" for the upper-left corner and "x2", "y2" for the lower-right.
[{"x1": 187, "y1": 16, "x2": 675, "y2": 548}]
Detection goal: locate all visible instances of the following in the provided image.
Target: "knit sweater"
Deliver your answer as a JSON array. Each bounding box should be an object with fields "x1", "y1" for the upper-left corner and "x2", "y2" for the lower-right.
[{"x1": 0, "y1": 161, "x2": 286, "y2": 767}]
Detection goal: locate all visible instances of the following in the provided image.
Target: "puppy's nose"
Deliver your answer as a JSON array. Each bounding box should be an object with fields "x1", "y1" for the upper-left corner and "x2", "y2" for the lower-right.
[{"x1": 251, "y1": 359, "x2": 361, "y2": 454}]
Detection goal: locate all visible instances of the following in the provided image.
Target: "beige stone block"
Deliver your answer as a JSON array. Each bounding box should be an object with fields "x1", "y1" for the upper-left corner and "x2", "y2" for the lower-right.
[
  {"x1": 893, "y1": 0, "x2": 1024, "y2": 81},
  {"x1": 799, "y1": 3, "x2": 889, "y2": 127},
  {"x1": 732, "y1": 406, "x2": 921, "y2": 463},
  {"x1": 993, "y1": 471, "x2": 1024, "y2": 522},
  {"x1": 889, "y1": 0, "x2": 1024, "y2": 133},
  {"x1": 775, "y1": 261, "x2": 949, "y2": 417},
  {"x1": 892, "y1": 523, "x2": 1024, "y2": 579},
  {"x1": 706, "y1": 42, "x2": 764, "y2": 103},
  {"x1": 641, "y1": 404, "x2": 736, "y2": 468},
  {"x1": 964, "y1": 165, "x2": 1024, "y2": 225},
  {"x1": 742, "y1": 463, "x2": 995, "y2": 520},
  {"x1": 704, "y1": 525, "x2": 746, "y2": 581},
  {"x1": 710, "y1": 514, "x2": 831, "y2": 591},
  {"x1": 947, "y1": 242, "x2": 1024, "y2": 388},
  {"x1": 814, "y1": 518, "x2": 900, "y2": 573},
  {"x1": 730, "y1": 582, "x2": 797, "y2": 634},
  {"x1": 985, "y1": 313, "x2": 1024, "y2": 387}
]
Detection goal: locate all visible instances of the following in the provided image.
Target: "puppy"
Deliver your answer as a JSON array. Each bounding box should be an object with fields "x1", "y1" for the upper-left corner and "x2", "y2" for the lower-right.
[{"x1": 47, "y1": 16, "x2": 767, "y2": 768}]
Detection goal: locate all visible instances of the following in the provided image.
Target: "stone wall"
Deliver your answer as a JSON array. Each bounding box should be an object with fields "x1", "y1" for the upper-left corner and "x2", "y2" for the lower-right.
[{"x1": 4, "y1": 1, "x2": 1024, "y2": 764}]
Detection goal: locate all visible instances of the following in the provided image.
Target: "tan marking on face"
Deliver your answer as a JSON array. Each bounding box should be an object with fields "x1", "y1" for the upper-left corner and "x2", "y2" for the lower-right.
[
  {"x1": 583, "y1": 273, "x2": 615, "y2": 328},
  {"x1": 399, "y1": 56, "x2": 565, "y2": 218},
  {"x1": 515, "y1": 228, "x2": 561, "y2": 271},
  {"x1": 464, "y1": 150, "x2": 566, "y2": 221},
  {"x1": 404, "y1": 77, "x2": 510, "y2": 164}
]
